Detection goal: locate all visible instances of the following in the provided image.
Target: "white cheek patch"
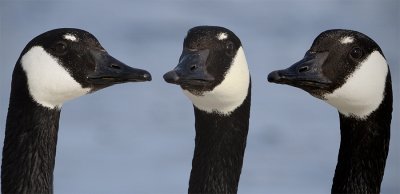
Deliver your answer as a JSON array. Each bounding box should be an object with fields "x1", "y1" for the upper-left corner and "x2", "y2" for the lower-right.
[
  {"x1": 217, "y1": 33, "x2": 228, "y2": 40},
  {"x1": 340, "y1": 36, "x2": 354, "y2": 44},
  {"x1": 183, "y1": 47, "x2": 250, "y2": 115},
  {"x1": 21, "y1": 46, "x2": 90, "y2": 109},
  {"x1": 324, "y1": 51, "x2": 388, "y2": 119},
  {"x1": 63, "y1": 34, "x2": 78, "y2": 42}
]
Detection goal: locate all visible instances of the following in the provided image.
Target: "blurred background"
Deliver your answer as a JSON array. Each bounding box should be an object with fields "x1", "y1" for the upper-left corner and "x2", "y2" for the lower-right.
[{"x1": 0, "y1": 0, "x2": 398, "y2": 193}]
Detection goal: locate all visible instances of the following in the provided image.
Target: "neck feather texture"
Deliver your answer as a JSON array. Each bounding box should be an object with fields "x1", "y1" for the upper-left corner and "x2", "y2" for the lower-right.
[
  {"x1": 332, "y1": 75, "x2": 392, "y2": 194},
  {"x1": 2, "y1": 64, "x2": 60, "y2": 194},
  {"x1": 188, "y1": 84, "x2": 251, "y2": 194}
]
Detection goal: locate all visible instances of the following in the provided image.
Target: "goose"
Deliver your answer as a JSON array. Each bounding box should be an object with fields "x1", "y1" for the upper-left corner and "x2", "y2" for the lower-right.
[
  {"x1": 1, "y1": 28, "x2": 151, "y2": 193},
  {"x1": 268, "y1": 29, "x2": 392, "y2": 193},
  {"x1": 164, "y1": 26, "x2": 251, "y2": 193}
]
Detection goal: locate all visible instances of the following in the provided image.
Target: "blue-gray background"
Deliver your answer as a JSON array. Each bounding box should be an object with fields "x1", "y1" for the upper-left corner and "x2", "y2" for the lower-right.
[{"x1": 0, "y1": 0, "x2": 398, "y2": 193}]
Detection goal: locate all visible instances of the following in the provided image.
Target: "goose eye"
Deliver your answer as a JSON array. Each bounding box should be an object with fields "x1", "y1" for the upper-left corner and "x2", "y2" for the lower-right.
[
  {"x1": 225, "y1": 41, "x2": 234, "y2": 56},
  {"x1": 52, "y1": 41, "x2": 68, "y2": 55},
  {"x1": 350, "y1": 47, "x2": 363, "y2": 59}
]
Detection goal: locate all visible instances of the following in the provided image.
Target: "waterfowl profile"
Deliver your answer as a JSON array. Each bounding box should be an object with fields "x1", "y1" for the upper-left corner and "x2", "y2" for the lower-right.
[
  {"x1": 164, "y1": 26, "x2": 251, "y2": 194},
  {"x1": 2, "y1": 28, "x2": 151, "y2": 194},
  {"x1": 268, "y1": 29, "x2": 392, "y2": 193}
]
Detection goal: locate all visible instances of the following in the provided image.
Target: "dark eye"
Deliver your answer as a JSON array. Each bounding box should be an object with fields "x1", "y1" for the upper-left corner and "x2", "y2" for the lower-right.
[
  {"x1": 225, "y1": 41, "x2": 235, "y2": 56},
  {"x1": 350, "y1": 47, "x2": 363, "y2": 59},
  {"x1": 52, "y1": 41, "x2": 68, "y2": 55}
]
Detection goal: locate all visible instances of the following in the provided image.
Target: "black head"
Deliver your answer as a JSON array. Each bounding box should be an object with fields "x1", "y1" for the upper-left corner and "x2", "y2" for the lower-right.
[
  {"x1": 268, "y1": 29, "x2": 385, "y2": 96},
  {"x1": 21, "y1": 28, "x2": 151, "y2": 88},
  {"x1": 18, "y1": 28, "x2": 151, "y2": 108},
  {"x1": 163, "y1": 26, "x2": 250, "y2": 115},
  {"x1": 268, "y1": 29, "x2": 390, "y2": 118},
  {"x1": 163, "y1": 26, "x2": 242, "y2": 93}
]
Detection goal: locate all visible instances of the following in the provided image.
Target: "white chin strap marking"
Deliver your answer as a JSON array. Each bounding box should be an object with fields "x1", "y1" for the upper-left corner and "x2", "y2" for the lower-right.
[
  {"x1": 324, "y1": 51, "x2": 388, "y2": 119},
  {"x1": 183, "y1": 47, "x2": 250, "y2": 115},
  {"x1": 21, "y1": 46, "x2": 90, "y2": 109}
]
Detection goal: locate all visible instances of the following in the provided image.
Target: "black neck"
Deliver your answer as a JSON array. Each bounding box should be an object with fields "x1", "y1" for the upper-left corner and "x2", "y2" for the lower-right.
[
  {"x1": 188, "y1": 85, "x2": 251, "y2": 194},
  {"x1": 2, "y1": 64, "x2": 60, "y2": 194},
  {"x1": 332, "y1": 75, "x2": 392, "y2": 194}
]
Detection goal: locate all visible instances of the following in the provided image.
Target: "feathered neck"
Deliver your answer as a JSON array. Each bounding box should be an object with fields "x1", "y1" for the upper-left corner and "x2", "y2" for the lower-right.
[
  {"x1": 188, "y1": 83, "x2": 251, "y2": 194},
  {"x1": 2, "y1": 64, "x2": 60, "y2": 194},
  {"x1": 332, "y1": 74, "x2": 392, "y2": 194}
]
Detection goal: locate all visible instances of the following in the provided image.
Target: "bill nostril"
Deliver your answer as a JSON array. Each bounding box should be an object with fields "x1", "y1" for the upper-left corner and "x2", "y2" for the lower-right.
[
  {"x1": 110, "y1": 63, "x2": 121, "y2": 69},
  {"x1": 190, "y1": 65, "x2": 197, "y2": 71},
  {"x1": 298, "y1": 66, "x2": 309, "y2": 73}
]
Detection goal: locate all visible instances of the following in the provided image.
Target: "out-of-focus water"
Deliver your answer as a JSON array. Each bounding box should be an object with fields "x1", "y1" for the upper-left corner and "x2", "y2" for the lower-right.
[{"x1": 0, "y1": 0, "x2": 398, "y2": 193}]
